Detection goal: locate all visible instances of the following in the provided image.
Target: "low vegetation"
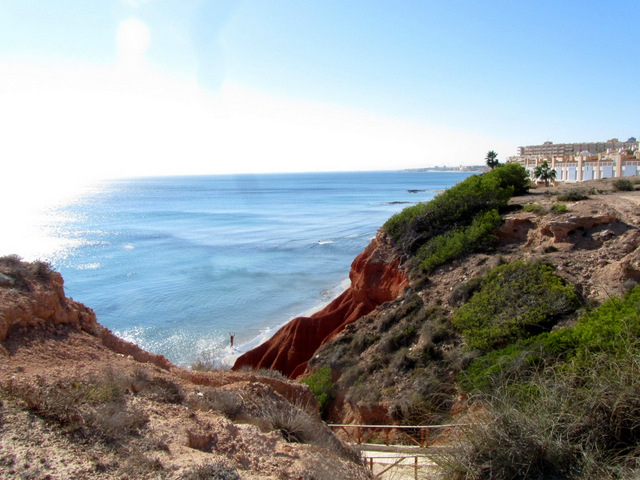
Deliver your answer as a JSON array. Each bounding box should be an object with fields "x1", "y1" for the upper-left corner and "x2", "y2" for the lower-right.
[
  {"x1": 309, "y1": 295, "x2": 462, "y2": 426},
  {"x1": 1, "y1": 368, "x2": 153, "y2": 442},
  {"x1": 613, "y1": 178, "x2": 635, "y2": 191},
  {"x1": 557, "y1": 188, "x2": 589, "y2": 202},
  {"x1": 301, "y1": 366, "x2": 334, "y2": 413},
  {"x1": 551, "y1": 202, "x2": 568, "y2": 213},
  {"x1": 522, "y1": 203, "x2": 545, "y2": 215},
  {"x1": 416, "y1": 209, "x2": 502, "y2": 273},
  {"x1": 182, "y1": 462, "x2": 241, "y2": 480},
  {"x1": 384, "y1": 164, "x2": 530, "y2": 273},
  {"x1": 453, "y1": 260, "x2": 580, "y2": 352},
  {"x1": 0, "y1": 254, "x2": 54, "y2": 291},
  {"x1": 439, "y1": 287, "x2": 640, "y2": 479},
  {"x1": 303, "y1": 171, "x2": 640, "y2": 476}
]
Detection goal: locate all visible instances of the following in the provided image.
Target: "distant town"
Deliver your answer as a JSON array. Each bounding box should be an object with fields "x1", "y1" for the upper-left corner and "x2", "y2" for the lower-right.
[{"x1": 507, "y1": 137, "x2": 639, "y2": 182}]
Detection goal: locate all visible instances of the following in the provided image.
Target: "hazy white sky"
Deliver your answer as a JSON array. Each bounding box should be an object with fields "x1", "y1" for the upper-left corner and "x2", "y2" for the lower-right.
[{"x1": 1, "y1": 0, "x2": 638, "y2": 186}]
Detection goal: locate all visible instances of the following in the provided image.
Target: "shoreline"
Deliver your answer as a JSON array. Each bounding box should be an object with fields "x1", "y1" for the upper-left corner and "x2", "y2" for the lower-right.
[{"x1": 217, "y1": 276, "x2": 352, "y2": 369}]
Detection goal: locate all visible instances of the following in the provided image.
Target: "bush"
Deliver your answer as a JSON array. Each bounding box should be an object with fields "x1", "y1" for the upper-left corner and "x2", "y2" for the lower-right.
[
  {"x1": 551, "y1": 203, "x2": 568, "y2": 213},
  {"x1": 489, "y1": 162, "x2": 531, "y2": 196},
  {"x1": 132, "y1": 369, "x2": 184, "y2": 404},
  {"x1": 259, "y1": 398, "x2": 360, "y2": 462},
  {"x1": 453, "y1": 261, "x2": 579, "y2": 352},
  {"x1": 301, "y1": 366, "x2": 334, "y2": 413},
  {"x1": 187, "y1": 387, "x2": 243, "y2": 419},
  {"x1": 235, "y1": 366, "x2": 289, "y2": 381},
  {"x1": 441, "y1": 339, "x2": 640, "y2": 480},
  {"x1": 613, "y1": 178, "x2": 635, "y2": 192},
  {"x1": 523, "y1": 203, "x2": 545, "y2": 215},
  {"x1": 0, "y1": 255, "x2": 55, "y2": 291},
  {"x1": 384, "y1": 164, "x2": 528, "y2": 257},
  {"x1": 461, "y1": 286, "x2": 640, "y2": 393},
  {"x1": 416, "y1": 209, "x2": 502, "y2": 273},
  {"x1": 557, "y1": 189, "x2": 589, "y2": 201}
]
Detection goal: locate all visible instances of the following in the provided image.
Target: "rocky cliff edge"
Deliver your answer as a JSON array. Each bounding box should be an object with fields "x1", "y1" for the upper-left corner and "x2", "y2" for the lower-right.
[{"x1": 232, "y1": 232, "x2": 409, "y2": 378}]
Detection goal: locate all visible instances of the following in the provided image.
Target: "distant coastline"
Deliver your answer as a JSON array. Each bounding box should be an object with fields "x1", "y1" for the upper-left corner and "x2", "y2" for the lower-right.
[{"x1": 405, "y1": 165, "x2": 488, "y2": 172}]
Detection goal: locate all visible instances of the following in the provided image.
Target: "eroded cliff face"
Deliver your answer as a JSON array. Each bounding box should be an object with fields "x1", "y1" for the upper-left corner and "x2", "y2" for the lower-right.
[
  {"x1": 0, "y1": 258, "x2": 171, "y2": 369},
  {"x1": 232, "y1": 231, "x2": 409, "y2": 378}
]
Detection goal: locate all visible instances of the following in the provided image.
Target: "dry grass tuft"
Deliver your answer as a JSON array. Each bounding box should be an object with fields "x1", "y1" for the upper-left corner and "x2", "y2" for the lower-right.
[
  {"x1": 181, "y1": 461, "x2": 241, "y2": 480},
  {"x1": 1, "y1": 369, "x2": 148, "y2": 442},
  {"x1": 436, "y1": 343, "x2": 640, "y2": 479}
]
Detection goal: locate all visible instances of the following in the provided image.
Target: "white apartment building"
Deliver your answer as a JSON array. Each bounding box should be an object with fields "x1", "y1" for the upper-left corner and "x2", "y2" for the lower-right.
[{"x1": 508, "y1": 138, "x2": 640, "y2": 182}]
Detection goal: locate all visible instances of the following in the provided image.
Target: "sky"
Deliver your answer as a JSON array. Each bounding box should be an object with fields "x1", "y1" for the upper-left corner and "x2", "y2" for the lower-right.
[{"x1": 1, "y1": 0, "x2": 639, "y2": 188}]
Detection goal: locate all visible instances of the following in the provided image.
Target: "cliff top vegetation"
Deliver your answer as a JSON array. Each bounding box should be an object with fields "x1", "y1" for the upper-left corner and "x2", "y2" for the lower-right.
[
  {"x1": 307, "y1": 174, "x2": 640, "y2": 478},
  {"x1": 384, "y1": 163, "x2": 530, "y2": 274}
]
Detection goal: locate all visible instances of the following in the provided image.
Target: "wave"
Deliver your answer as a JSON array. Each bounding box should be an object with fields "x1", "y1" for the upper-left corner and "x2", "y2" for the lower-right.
[{"x1": 75, "y1": 262, "x2": 101, "y2": 270}]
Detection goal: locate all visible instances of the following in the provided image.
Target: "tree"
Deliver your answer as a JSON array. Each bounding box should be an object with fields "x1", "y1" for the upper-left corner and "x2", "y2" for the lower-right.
[
  {"x1": 485, "y1": 151, "x2": 499, "y2": 170},
  {"x1": 534, "y1": 160, "x2": 557, "y2": 187}
]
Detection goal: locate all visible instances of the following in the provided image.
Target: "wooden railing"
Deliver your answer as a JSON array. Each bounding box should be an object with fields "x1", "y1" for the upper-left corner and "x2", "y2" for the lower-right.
[
  {"x1": 362, "y1": 454, "x2": 432, "y2": 479},
  {"x1": 327, "y1": 423, "x2": 468, "y2": 479},
  {"x1": 327, "y1": 423, "x2": 465, "y2": 448}
]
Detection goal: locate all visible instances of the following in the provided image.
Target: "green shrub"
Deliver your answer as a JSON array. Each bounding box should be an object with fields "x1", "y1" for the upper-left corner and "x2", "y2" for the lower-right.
[
  {"x1": 489, "y1": 162, "x2": 531, "y2": 196},
  {"x1": 551, "y1": 203, "x2": 568, "y2": 213},
  {"x1": 613, "y1": 178, "x2": 635, "y2": 192},
  {"x1": 416, "y1": 209, "x2": 502, "y2": 272},
  {"x1": 301, "y1": 366, "x2": 334, "y2": 412},
  {"x1": 443, "y1": 333, "x2": 640, "y2": 479},
  {"x1": 444, "y1": 288, "x2": 640, "y2": 479},
  {"x1": 569, "y1": 286, "x2": 640, "y2": 355},
  {"x1": 384, "y1": 164, "x2": 528, "y2": 256},
  {"x1": 557, "y1": 189, "x2": 589, "y2": 201},
  {"x1": 523, "y1": 203, "x2": 545, "y2": 215},
  {"x1": 453, "y1": 261, "x2": 579, "y2": 352},
  {"x1": 461, "y1": 286, "x2": 640, "y2": 393}
]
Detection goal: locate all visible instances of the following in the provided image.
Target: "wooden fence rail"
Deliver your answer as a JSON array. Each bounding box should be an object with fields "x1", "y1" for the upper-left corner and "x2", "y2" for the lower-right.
[
  {"x1": 362, "y1": 454, "x2": 431, "y2": 480},
  {"x1": 327, "y1": 423, "x2": 469, "y2": 479},
  {"x1": 327, "y1": 423, "x2": 466, "y2": 449}
]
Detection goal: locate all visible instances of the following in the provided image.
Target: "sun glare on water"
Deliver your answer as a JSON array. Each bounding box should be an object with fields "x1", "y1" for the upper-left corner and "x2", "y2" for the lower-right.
[{"x1": 0, "y1": 176, "x2": 100, "y2": 262}]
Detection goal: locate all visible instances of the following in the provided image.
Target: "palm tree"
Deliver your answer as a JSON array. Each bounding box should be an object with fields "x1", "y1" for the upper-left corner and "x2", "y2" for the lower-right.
[
  {"x1": 485, "y1": 151, "x2": 499, "y2": 170},
  {"x1": 534, "y1": 160, "x2": 556, "y2": 186}
]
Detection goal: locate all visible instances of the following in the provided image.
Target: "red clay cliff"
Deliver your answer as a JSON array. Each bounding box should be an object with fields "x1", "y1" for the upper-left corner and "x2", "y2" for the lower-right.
[{"x1": 232, "y1": 232, "x2": 409, "y2": 378}]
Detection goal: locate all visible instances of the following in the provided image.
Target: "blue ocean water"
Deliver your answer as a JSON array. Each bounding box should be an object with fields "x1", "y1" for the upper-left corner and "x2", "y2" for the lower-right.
[{"x1": 23, "y1": 171, "x2": 474, "y2": 366}]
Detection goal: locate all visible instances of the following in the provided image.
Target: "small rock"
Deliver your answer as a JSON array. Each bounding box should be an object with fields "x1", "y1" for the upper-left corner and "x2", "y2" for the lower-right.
[{"x1": 0, "y1": 273, "x2": 14, "y2": 287}]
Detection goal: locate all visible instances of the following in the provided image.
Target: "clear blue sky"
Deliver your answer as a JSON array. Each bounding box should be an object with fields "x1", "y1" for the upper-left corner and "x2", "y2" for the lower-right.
[{"x1": 1, "y1": 0, "x2": 638, "y2": 183}]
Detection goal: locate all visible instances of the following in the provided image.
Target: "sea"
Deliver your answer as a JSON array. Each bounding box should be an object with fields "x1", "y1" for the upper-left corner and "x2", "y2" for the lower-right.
[{"x1": 3, "y1": 171, "x2": 474, "y2": 367}]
